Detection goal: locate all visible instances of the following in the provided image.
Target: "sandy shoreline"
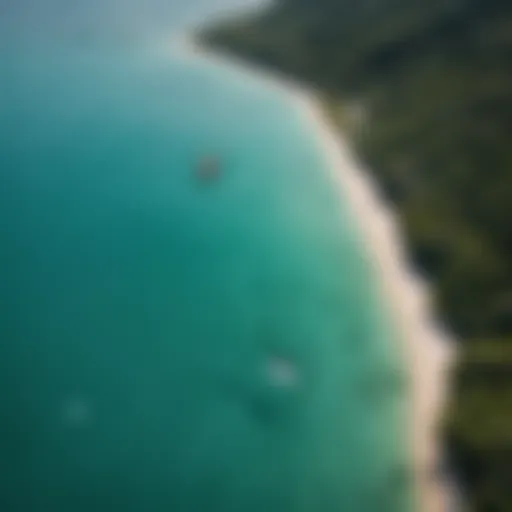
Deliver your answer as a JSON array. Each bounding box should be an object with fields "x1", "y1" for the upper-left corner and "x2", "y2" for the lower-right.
[
  {"x1": 171, "y1": 34, "x2": 456, "y2": 512},
  {"x1": 310, "y1": 102, "x2": 456, "y2": 512}
]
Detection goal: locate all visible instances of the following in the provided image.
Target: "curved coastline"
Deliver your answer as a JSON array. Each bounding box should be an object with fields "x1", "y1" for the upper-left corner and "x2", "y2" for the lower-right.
[{"x1": 171, "y1": 34, "x2": 456, "y2": 512}]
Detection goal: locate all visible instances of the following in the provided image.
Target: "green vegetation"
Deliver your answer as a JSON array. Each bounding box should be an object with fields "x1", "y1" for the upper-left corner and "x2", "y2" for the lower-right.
[
  {"x1": 446, "y1": 341, "x2": 512, "y2": 510},
  {"x1": 200, "y1": 0, "x2": 512, "y2": 509}
]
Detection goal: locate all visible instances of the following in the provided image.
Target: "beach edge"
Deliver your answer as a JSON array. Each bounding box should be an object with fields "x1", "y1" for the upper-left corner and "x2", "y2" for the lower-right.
[{"x1": 171, "y1": 33, "x2": 457, "y2": 512}]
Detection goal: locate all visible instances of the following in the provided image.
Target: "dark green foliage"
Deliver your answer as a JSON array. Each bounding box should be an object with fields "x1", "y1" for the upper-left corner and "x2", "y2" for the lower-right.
[
  {"x1": 445, "y1": 341, "x2": 512, "y2": 511},
  {"x1": 201, "y1": 0, "x2": 512, "y2": 509}
]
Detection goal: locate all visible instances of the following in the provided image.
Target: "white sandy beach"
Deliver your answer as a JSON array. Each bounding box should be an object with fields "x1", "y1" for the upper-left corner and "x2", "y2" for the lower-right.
[
  {"x1": 171, "y1": 35, "x2": 456, "y2": 512},
  {"x1": 311, "y1": 102, "x2": 457, "y2": 512}
]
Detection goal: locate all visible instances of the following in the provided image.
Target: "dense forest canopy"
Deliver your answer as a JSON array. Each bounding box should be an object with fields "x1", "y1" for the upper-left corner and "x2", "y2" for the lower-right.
[{"x1": 201, "y1": 0, "x2": 512, "y2": 510}]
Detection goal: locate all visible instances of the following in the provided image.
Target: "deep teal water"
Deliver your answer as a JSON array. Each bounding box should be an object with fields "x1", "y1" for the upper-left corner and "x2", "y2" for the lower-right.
[{"x1": 1, "y1": 4, "x2": 410, "y2": 511}]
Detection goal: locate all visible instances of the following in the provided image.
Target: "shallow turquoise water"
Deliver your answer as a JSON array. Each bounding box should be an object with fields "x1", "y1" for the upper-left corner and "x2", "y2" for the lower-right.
[{"x1": 1, "y1": 5, "x2": 410, "y2": 511}]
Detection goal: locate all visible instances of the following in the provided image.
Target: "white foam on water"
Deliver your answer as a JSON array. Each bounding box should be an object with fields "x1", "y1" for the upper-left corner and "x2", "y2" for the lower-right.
[{"x1": 265, "y1": 356, "x2": 300, "y2": 388}]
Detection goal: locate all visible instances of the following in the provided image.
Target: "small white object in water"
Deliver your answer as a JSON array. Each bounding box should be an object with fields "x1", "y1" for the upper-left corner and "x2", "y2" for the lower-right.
[
  {"x1": 63, "y1": 398, "x2": 93, "y2": 427},
  {"x1": 265, "y1": 356, "x2": 299, "y2": 388}
]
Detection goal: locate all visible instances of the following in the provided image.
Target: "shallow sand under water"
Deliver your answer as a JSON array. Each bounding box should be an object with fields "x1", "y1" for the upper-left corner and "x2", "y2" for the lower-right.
[{"x1": 173, "y1": 34, "x2": 456, "y2": 512}]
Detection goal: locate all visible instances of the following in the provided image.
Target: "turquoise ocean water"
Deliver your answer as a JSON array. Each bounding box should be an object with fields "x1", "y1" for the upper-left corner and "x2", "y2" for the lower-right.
[{"x1": 1, "y1": 2, "x2": 410, "y2": 511}]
